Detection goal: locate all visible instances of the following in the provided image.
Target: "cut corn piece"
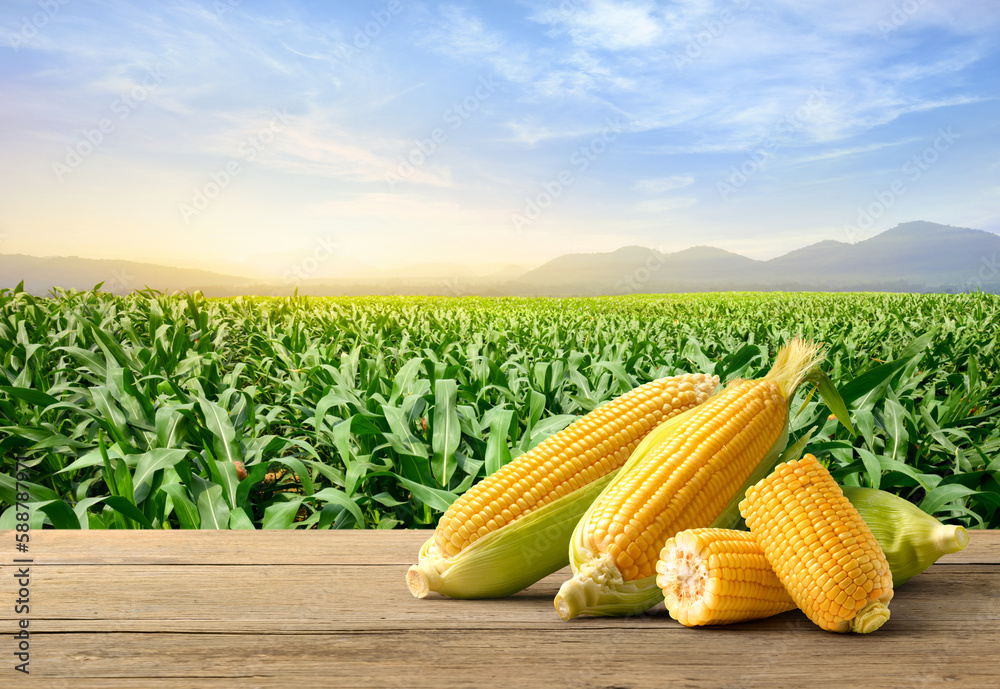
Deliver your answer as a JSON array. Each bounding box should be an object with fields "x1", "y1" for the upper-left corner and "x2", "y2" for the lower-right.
[
  {"x1": 555, "y1": 338, "x2": 825, "y2": 620},
  {"x1": 407, "y1": 373, "x2": 719, "y2": 599},
  {"x1": 657, "y1": 487, "x2": 969, "y2": 628},
  {"x1": 740, "y1": 454, "x2": 894, "y2": 634},
  {"x1": 656, "y1": 528, "x2": 796, "y2": 627}
]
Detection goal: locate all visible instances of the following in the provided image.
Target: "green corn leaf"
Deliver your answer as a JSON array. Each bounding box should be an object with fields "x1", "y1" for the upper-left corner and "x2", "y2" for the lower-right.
[
  {"x1": 160, "y1": 483, "x2": 200, "y2": 529},
  {"x1": 393, "y1": 473, "x2": 458, "y2": 512},
  {"x1": 36, "y1": 500, "x2": 82, "y2": 529},
  {"x1": 311, "y1": 487, "x2": 365, "y2": 526},
  {"x1": 883, "y1": 397, "x2": 910, "y2": 464},
  {"x1": 484, "y1": 408, "x2": 515, "y2": 476},
  {"x1": 104, "y1": 496, "x2": 153, "y2": 529},
  {"x1": 270, "y1": 456, "x2": 314, "y2": 496},
  {"x1": 235, "y1": 462, "x2": 273, "y2": 507},
  {"x1": 228, "y1": 506, "x2": 256, "y2": 530},
  {"x1": 856, "y1": 447, "x2": 883, "y2": 491},
  {"x1": 0, "y1": 471, "x2": 61, "y2": 503},
  {"x1": 262, "y1": 498, "x2": 303, "y2": 529},
  {"x1": 812, "y1": 370, "x2": 855, "y2": 435},
  {"x1": 132, "y1": 449, "x2": 190, "y2": 504},
  {"x1": 0, "y1": 386, "x2": 59, "y2": 408},
  {"x1": 155, "y1": 405, "x2": 186, "y2": 448},
  {"x1": 214, "y1": 457, "x2": 241, "y2": 509},
  {"x1": 921, "y1": 484, "x2": 979, "y2": 516},
  {"x1": 198, "y1": 397, "x2": 243, "y2": 464},
  {"x1": 197, "y1": 484, "x2": 230, "y2": 530},
  {"x1": 431, "y1": 378, "x2": 460, "y2": 487}
]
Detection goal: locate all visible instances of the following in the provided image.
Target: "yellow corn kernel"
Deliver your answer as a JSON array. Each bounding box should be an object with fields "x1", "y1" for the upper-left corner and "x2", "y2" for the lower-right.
[
  {"x1": 407, "y1": 373, "x2": 720, "y2": 600},
  {"x1": 582, "y1": 379, "x2": 787, "y2": 581},
  {"x1": 434, "y1": 373, "x2": 719, "y2": 558},
  {"x1": 555, "y1": 338, "x2": 825, "y2": 620},
  {"x1": 739, "y1": 454, "x2": 894, "y2": 634},
  {"x1": 656, "y1": 528, "x2": 796, "y2": 626}
]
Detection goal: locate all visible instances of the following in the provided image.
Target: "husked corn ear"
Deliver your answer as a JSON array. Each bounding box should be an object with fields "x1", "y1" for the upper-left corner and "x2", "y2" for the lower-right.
[
  {"x1": 656, "y1": 528, "x2": 796, "y2": 627},
  {"x1": 434, "y1": 373, "x2": 719, "y2": 558},
  {"x1": 406, "y1": 373, "x2": 719, "y2": 600},
  {"x1": 739, "y1": 454, "x2": 894, "y2": 634},
  {"x1": 584, "y1": 379, "x2": 786, "y2": 581},
  {"x1": 555, "y1": 338, "x2": 826, "y2": 620}
]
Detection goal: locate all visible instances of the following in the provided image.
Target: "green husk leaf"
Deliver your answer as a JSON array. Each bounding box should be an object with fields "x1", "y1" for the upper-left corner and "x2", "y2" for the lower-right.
[
  {"x1": 844, "y1": 486, "x2": 969, "y2": 585},
  {"x1": 406, "y1": 469, "x2": 617, "y2": 599}
]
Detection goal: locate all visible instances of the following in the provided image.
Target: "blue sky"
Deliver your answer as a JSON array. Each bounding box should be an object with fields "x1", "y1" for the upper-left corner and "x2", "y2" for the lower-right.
[{"x1": 1, "y1": 0, "x2": 998, "y2": 272}]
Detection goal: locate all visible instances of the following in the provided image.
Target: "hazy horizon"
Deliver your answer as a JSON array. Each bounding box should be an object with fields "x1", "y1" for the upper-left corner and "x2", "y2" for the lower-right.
[{"x1": 3, "y1": 1, "x2": 999, "y2": 274}]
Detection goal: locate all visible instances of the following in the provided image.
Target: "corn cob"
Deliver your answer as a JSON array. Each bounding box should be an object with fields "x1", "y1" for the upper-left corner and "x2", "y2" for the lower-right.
[
  {"x1": 406, "y1": 373, "x2": 719, "y2": 599},
  {"x1": 657, "y1": 488, "x2": 969, "y2": 627},
  {"x1": 656, "y1": 528, "x2": 796, "y2": 627},
  {"x1": 554, "y1": 338, "x2": 825, "y2": 620},
  {"x1": 739, "y1": 454, "x2": 894, "y2": 633}
]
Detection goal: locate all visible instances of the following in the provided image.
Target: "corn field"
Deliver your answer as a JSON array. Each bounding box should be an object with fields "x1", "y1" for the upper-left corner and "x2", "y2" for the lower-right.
[{"x1": 1, "y1": 286, "x2": 997, "y2": 530}]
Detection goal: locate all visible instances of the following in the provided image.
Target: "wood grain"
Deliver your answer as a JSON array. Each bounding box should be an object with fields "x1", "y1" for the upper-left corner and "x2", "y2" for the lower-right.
[
  {"x1": 13, "y1": 528, "x2": 1000, "y2": 566},
  {"x1": 1, "y1": 530, "x2": 997, "y2": 688},
  {"x1": 10, "y1": 529, "x2": 422, "y2": 565}
]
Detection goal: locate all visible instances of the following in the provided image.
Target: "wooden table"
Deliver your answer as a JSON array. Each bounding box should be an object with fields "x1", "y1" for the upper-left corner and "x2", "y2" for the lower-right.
[{"x1": 1, "y1": 530, "x2": 998, "y2": 688}]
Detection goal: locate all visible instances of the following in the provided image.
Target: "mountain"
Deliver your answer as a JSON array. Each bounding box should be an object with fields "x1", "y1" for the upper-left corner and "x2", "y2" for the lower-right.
[
  {"x1": 518, "y1": 246, "x2": 661, "y2": 288},
  {"x1": 766, "y1": 239, "x2": 853, "y2": 275},
  {"x1": 517, "y1": 245, "x2": 764, "y2": 295},
  {"x1": 361, "y1": 262, "x2": 530, "y2": 280},
  {"x1": 1, "y1": 221, "x2": 997, "y2": 296},
  {"x1": 838, "y1": 221, "x2": 1000, "y2": 286},
  {"x1": 0, "y1": 254, "x2": 253, "y2": 296},
  {"x1": 515, "y1": 222, "x2": 1000, "y2": 295}
]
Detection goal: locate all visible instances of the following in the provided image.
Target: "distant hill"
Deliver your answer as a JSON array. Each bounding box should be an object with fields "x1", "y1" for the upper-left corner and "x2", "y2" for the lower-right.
[
  {"x1": 1, "y1": 222, "x2": 997, "y2": 296},
  {"x1": 0, "y1": 254, "x2": 253, "y2": 296},
  {"x1": 516, "y1": 221, "x2": 1000, "y2": 295}
]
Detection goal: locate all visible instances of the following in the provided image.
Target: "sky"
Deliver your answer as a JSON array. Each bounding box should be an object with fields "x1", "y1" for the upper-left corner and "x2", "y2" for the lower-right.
[{"x1": 1, "y1": 0, "x2": 998, "y2": 275}]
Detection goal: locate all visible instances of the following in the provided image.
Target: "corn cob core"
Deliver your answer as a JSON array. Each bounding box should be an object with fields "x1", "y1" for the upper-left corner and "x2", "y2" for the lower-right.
[
  {"x1": 583, "y1": 379, "x2": 786, "y2": 581},
  {"x1": 656, "y1": 528, "x2": 796, "y2": 627},
  {"x1": 740, "y1": 454, "x2": 894, "y2": 634},
  {"x1": 434, "y1": 374, "x2": 719, "y2": 558}
]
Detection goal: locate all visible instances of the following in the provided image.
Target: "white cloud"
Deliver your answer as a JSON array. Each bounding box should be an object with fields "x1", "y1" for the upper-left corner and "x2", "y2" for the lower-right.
[
  {"x1": 6, "y1": 0, "x2": 997, "y2": 269},
  {"x1": 419, "y1": 6, "x2": 538, "y2": 83},
  {"x1": 535, "y1": 0, "x2": 664, "y2": 51},
  {"x1": 505, "y1": 120, "x2": 564, "y2": 147},
  {"x1": 634, "y1": 175, "x2": 695, "y2": 193},
  {"x1": 634, "y1": 197, "x2": 697, "y2": 213},
  {"x1": 784, "y1": 139, "x2": 921, "y2": 166},
  {"x1": 505, "y1": 117, "x2": 626, "y2": 146},
  {"x1": 518, "y1": 1, "x2": 996, "y2": 152}
]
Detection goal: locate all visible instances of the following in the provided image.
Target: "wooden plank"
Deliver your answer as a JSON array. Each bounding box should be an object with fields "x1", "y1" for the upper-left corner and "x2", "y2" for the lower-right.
[
  {"x1": 1, "y1": 561, "x2": 995, "y2": 633},
  {"x1": 5, "y1": 528, "x2": 999, "y2": 565},
  {"x1": 18, "y1": 628, "x2": 1000, "y2": 687},
  {"x1": 2, "y1": 529, "x2": 423, "y2": 565},
  {"x1": 2, "y1": 530, "x2": 998, "y2": 688}
]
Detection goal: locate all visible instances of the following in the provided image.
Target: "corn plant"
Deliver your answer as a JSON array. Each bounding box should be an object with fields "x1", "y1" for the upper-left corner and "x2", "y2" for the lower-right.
[{"x1": 0, "y1": 285, "x2": 997, "y2": 529}]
